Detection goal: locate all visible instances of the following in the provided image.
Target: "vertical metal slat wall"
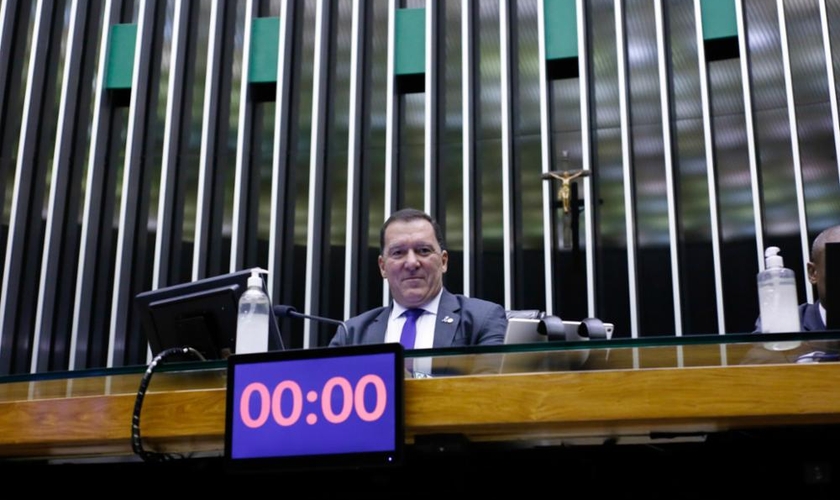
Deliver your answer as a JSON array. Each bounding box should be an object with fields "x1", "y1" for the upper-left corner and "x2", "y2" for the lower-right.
[{"x1": 0, "y1": 0, "x2": 839, "y2": 375}]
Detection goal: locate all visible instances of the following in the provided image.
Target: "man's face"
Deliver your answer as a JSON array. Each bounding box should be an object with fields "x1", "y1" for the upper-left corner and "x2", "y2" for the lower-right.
[{"x1": 378, "y1": 218, "x2": 448, "y2": 308}]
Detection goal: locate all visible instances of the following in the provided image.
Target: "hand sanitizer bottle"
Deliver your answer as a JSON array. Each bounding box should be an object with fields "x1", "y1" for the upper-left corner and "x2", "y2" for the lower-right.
[
  {"x1": 236, "y1": 268, "x2": 271, "y2": 354},
  {"x1": 757, "y1": 247, "x2": 801, "y2": 351}
]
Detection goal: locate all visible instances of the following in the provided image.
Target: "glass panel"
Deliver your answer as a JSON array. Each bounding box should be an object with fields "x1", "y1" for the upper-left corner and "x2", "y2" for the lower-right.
[
  {"x1": 319, "y1": 0, "x2": 353, "y2": 344},
  {"x1": 513, "y1": 0, "x2": 546, "y2": 311},
  {"x1": 355, "y1": 0, "x2": 390, "y2": 314},
  {"x1": 587, "y1": 0, "x2": 629, "y2": 337},
  {"x1": 784, "y1": 1, "x2": 840, "y2": 237},
  {"x1": 1, "y1": 4, "x2": 37, "y2": 250},
  {"x1": 626, "y1": 0, "x2": 675, "y2": 337},
  {"x1": 668, "y1": 0, "x2": 718, "y2": 335},
  {"x1": 440, "y1": 1, "x2": 464, "y2": 294},
  {"x1": 475, "y1": 0, "x2": 504, "y2": 306}
]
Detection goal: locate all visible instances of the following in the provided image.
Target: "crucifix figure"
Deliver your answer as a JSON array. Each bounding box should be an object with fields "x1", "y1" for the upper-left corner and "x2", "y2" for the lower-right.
[
  {"x1": 541, "y1": 168, "x2": 589, "y2": 214},
  {"x1": 541, "y1": 151, "x2": 589, "y2": 250}
]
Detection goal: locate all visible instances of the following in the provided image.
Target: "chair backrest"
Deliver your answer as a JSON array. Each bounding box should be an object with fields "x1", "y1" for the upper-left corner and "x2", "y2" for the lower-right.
[{"x1": 505, "y1": 309, "x2": 544, "y2": 320}]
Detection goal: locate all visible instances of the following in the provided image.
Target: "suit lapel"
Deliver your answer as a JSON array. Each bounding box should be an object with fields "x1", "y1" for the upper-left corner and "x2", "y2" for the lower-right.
[
  {"x1": 433, "y1": 290, "x2": 461, "y2": 348},
  {"x1": 366, "y1": 308, "x2": 392, "y2": 344}
]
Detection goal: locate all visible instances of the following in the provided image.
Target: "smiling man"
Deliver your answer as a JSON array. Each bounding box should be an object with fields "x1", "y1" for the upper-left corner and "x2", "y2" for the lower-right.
[{"x1": 329, "y1": 208, "x2": 507, "y2": 348}]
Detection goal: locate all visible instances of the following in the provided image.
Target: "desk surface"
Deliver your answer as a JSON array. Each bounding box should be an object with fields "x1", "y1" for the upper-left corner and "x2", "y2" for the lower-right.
[{"x1": 2, "y1": 333, "x2": 840, "y2": 460}]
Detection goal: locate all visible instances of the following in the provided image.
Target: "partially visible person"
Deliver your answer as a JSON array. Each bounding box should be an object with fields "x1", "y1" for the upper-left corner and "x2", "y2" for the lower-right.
[
  {"x1": 801, "y1": 224, "x2": 840, "y2": 330},
  {"x1": 754, "y1": 224, "x2": 840, "y2": 332},
  {"x1": 329, "y1": 208, "x2": 507, "y2": 348}
]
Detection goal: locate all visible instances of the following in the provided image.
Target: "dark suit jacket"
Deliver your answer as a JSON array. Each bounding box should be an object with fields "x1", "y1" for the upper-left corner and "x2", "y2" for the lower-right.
[
  {"x1": 328, "y1": 289, "x2": 507, "y2": 347},
  {"x1": 799, "y1": 302, "x2": 826, "y2": 331},
  {"x1": 753, "y1": 301, "x2": 825, "y2": 332}
]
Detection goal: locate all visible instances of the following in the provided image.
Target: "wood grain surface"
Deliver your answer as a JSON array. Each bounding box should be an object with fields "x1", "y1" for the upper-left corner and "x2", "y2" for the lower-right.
[{"x1": 2, "y1": 353, "x2": 839, "y2": 460}]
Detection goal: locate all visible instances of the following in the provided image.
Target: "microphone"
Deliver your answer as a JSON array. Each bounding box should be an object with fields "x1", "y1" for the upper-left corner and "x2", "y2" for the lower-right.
[{"x1": 273, "y1": 305, "x2": 349, "y2": 341}]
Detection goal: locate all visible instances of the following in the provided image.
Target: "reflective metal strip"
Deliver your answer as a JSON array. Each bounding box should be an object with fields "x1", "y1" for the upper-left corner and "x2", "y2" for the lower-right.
[
  {"x1": 344, "y1": 0, "x2": 364, "y2": 317},
  {"x1": 537, "y1": 0, "x2": 553, "y2": 313},
  {"x1": 615, "y1": 0, "x2": 639, "y2": 338},
  {"x1": 1, "y1": 0, "x2": 47, "y2": 372},
  {"x1": 461, "y1": 0, "x2": 474, "y2": 297},
  {"x1": 156, "y1": 0, "x2": 188, "y2": 289},
  {"x1": 654, "y1": 0, "x2": 682, "y2": 336},
  {"x1": 0, "y1": 1, "x2": 15, "y2": 123},
  {"x1": 776, "y1": 0, "x2": 812, "y2": 303},
  {"x1": 304, "y1": 0, "x2": 330, "y2": 348},
  {"x1": 423, "y1": 1, "x2": 436, "y2": 214},
  {"x1": 70, "y1": 0, "x2": 119, "y2": 371},
  {"x1": 818, "y1": 0, "x2": 840, "y2": 186},
  {"x1": 694, "y1": 0, "x2": 726, "y2": 334},
  {"x1": 500, "y1": 0, "x2": 513, "y2": 310},
  {"x1": 193, "y1": 0, "x2": 222, "y2": 280},
  {"x1": 32, "y1": 0, "x2": 86, "y2": 373},
  {"x1": 269, "y1": 0, "x2": 296, "y2": 303},
  {"x1": 108, "y1": 0, "x2": 155, "y2": 367},
  {"x1": 735, "y1": 0, "x2": 764, "y2": 276},
  {"x1": 578, "y1": 0, "x2": 595, "y2": 317},
  {"x1": 383, "y1": 0, "x2": 396, "y2": 307},
  {"x1": 152, "y1": 0, "x2": 189, "y2": 363},
  {"x1": 230, "y1": 0, "x2": 256, "y2": 273}
]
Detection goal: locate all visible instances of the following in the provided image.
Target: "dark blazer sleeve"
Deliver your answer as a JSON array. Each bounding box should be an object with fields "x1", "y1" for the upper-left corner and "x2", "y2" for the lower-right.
[
  {"x1": 328, "y1": 307, "x2": 390, "y2": 347},
  {"x1": 449, "y1": 293, "x2": 508, "y2": 346}
]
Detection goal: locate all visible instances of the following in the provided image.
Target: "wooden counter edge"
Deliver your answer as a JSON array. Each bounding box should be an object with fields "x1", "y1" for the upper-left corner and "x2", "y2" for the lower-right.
[{"x1": 1, "y1": 363, "x2": 839, "y2": 459}]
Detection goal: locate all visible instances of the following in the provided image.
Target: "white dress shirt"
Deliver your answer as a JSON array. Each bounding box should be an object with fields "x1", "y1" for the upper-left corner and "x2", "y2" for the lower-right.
[{"x1": 385, "y1": 289, "x2": 443, "y2": 349}]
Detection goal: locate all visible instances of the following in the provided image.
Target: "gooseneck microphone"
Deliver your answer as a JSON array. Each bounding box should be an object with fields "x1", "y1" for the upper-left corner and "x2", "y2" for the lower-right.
[{"x1": 273, "y1": 305, "x2": 349, "y2": 340}]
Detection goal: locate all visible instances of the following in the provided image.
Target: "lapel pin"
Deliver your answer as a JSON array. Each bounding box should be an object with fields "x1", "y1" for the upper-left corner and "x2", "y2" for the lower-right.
[{"x1": 442, "y1": 316, "x2": 454, "y2": 323}]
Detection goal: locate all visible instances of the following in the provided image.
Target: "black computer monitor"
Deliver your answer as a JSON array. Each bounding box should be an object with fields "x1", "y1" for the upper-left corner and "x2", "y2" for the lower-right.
[{"x1": 134, "y1": 270, "x2": 283, "y2": 362}]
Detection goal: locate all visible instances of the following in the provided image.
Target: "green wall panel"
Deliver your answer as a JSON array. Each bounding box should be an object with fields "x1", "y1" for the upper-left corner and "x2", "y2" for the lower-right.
[
  {"x1": 105, "y1": 24, "x2": 136, "y2": 89},
  {"x1": 249, "y1": 17, "x2": 280, "y2": 84},
  {"x1": 395, "y1": 8, "x2": 425, "y2": 76},
  {"x1": 700, "y1": 0, "x2": 737, "y2": 40},
  {"x1": 544, "y1": 0, "x2": 577, "y2": 61}
]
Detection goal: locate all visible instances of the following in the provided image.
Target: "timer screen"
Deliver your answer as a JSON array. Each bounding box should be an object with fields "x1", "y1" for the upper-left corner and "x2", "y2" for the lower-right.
[{"x1": 224, "y1": 343, "x2": 404, "y2": 471}]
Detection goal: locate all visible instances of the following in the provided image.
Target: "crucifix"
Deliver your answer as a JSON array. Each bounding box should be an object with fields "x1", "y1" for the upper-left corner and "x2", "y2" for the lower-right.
[{"x1": 541, "y1": 151, "x2": 589, "y2": 249}]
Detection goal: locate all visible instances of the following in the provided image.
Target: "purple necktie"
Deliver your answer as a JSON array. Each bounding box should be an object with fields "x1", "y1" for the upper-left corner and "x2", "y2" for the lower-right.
[{"x1": 400, "y1": 308, "x2": 424, "y2": 350}]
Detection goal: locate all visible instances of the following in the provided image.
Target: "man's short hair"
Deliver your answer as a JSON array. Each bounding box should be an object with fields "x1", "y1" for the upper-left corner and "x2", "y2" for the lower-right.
[
  {"x1": 811, "y1": 225, "x2": 840, "y2": 262},
  {"x1": 380, "y1": 208, "x2": 446, "y2": 254}
]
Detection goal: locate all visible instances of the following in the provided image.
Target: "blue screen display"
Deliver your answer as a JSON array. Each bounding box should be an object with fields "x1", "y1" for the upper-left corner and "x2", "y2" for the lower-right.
[{"x1": 225, "y1": 344, "x2": 404, "y2": 471}]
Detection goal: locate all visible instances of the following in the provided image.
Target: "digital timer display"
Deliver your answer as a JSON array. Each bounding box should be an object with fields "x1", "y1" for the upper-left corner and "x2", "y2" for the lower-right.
[{"x1": 224, "y1": 343, "x2": 405, "y2": 471}]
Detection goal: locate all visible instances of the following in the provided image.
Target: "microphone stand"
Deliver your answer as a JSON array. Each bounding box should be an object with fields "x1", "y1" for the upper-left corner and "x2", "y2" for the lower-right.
[{"x1": 273, "y1": 305, "x2": 349, "y2": 343}]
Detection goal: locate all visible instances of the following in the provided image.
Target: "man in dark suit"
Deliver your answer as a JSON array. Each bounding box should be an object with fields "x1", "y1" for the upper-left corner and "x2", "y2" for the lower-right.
[
  {"x1": 799, "y1": 224, "x2": 840, "y2": 330},
  {"x1": 754, "y1": 224, "x2": 840, "y2": 332},
  {"x1": 329, "y1": 208, "x2": 507, "y2": 348}
]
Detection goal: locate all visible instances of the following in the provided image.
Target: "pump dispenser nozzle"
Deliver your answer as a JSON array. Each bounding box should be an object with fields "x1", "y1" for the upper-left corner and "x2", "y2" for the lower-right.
[
  {"x1": 764, "y1": 246, "x2": 783, "y2": 269},
  {"x1": 247, "y1": 267, "x2": 268, "y2": 288}
]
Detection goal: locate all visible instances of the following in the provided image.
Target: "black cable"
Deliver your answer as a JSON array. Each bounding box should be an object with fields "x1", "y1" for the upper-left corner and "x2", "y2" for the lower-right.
[
  {"x1": 270, "y1": 307, "x2": 286, "y2": 350},
  {"x1": 131, "y1": 346, "x2": 206, "y2": 462}
]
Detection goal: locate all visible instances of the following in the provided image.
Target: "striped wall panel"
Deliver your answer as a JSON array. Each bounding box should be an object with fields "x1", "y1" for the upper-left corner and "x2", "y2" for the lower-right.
[{"x1": 0, "y1": 0, "x2": 838, "y2": 374}]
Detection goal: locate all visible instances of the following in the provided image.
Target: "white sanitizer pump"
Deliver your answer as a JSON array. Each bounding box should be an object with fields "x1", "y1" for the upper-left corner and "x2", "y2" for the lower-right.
[
  {"x1": 757, "y1": 247, "x2": 801, "y2": 350},
  {"x1": 235, "y1": 268, "x2": 271, "y2": 354}
]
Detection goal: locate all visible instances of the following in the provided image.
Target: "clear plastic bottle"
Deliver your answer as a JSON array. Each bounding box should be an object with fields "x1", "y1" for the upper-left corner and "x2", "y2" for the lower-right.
[
  {"x1": 757, "y1": 246, "x2": 801, "y2": 351},
  {"x1": 235, "y1": 268, "x2": 270, "y2": 354}
]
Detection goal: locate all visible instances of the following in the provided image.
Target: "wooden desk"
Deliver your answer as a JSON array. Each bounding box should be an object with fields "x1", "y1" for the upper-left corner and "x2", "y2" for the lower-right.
[{"x1": 2, "y1": 340, "x2": 840, "y2": 460}]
